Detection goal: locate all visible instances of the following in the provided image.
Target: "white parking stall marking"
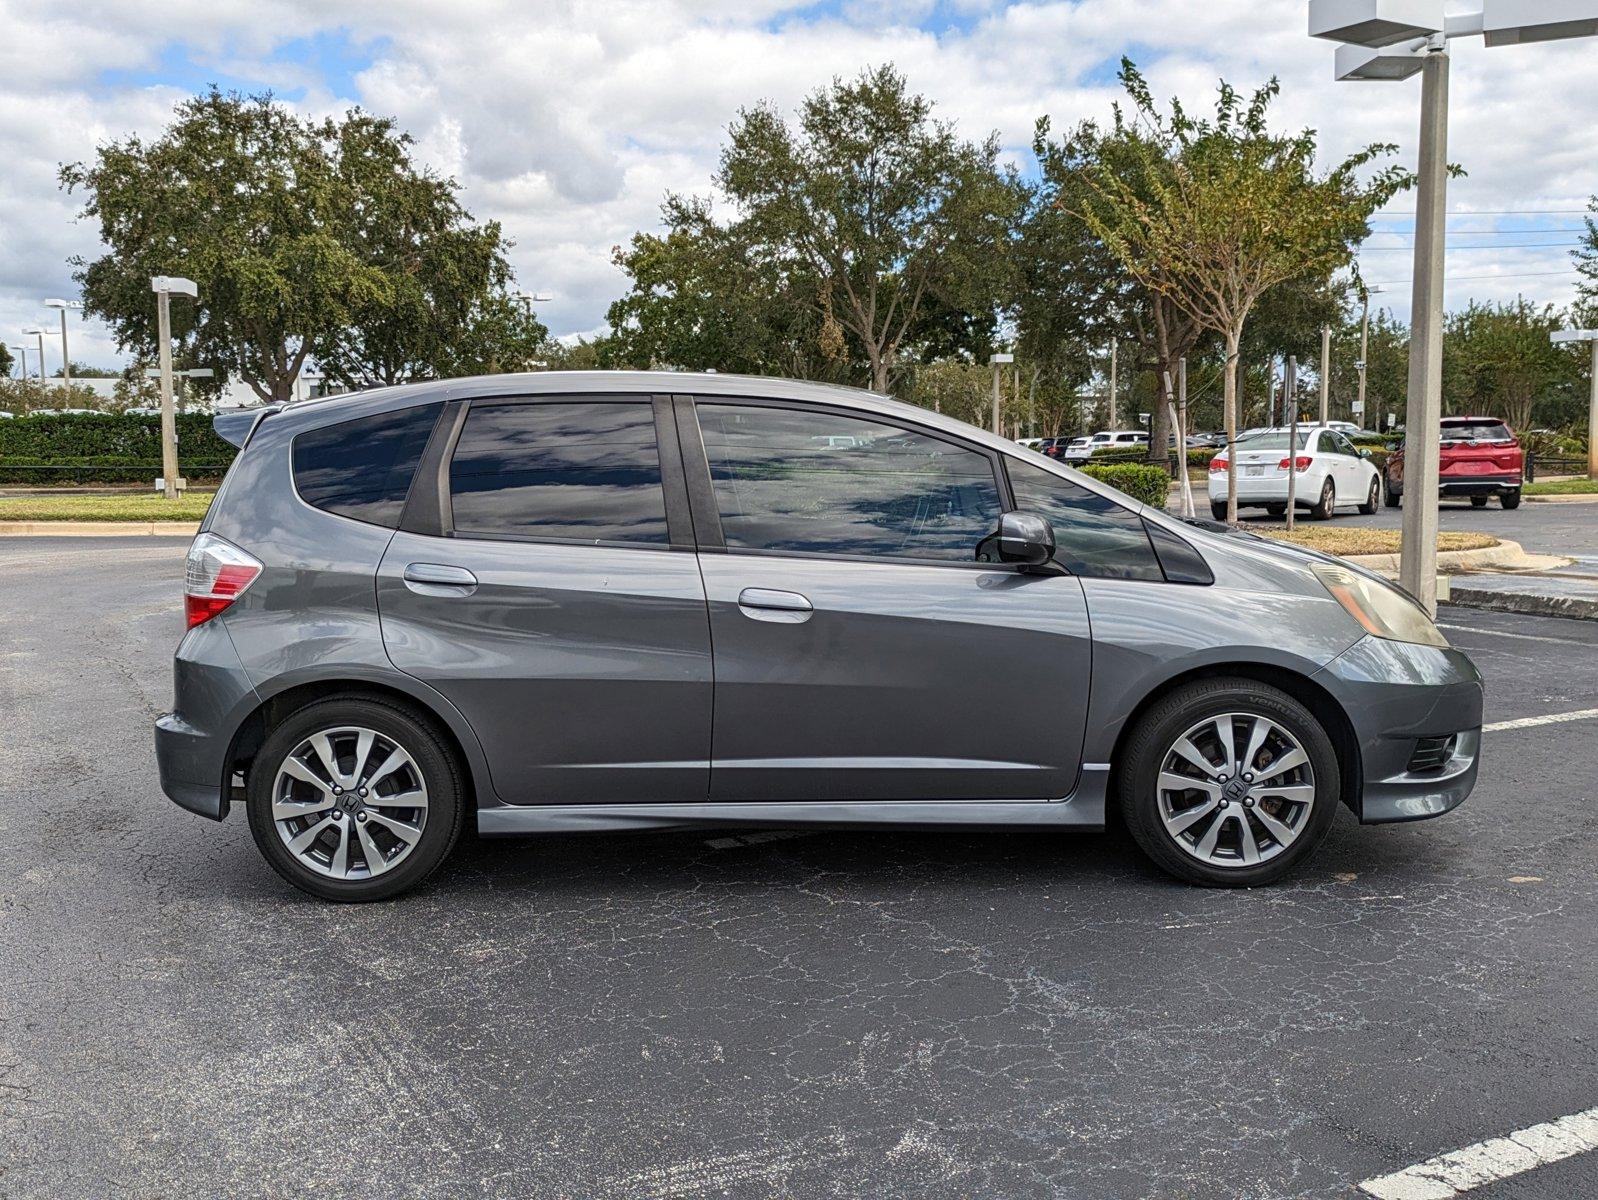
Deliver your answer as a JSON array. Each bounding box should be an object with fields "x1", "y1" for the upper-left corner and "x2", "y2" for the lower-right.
[
  {"x1": 1483, "y1": 708, "x2": 1598, "y2": 733},
  {"x1": 1359, "y1": 1106, "x2": 1598, "y2": 1199}
]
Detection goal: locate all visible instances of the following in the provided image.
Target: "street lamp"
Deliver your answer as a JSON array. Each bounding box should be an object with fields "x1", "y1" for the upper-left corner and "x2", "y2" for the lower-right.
[
  {"x1": 150, "y1": 276, "x2": 199, "y2": 499},
  {"x1": 990, "y1": 352, "x2": 1014, "y2": 435},
  {"x1": 43, "y1": 299, "x2": 82, "y2": 391},
  {"x1": 1309, "y1": 0, "x2": 1598, "y2": 614},
  {"x1": 1354, "y1": 284, "x2": 1385, "y2": 428},
  {"x1": 22, "y1": 329, "x2": 55, "y2": 386},
  {"x1": 1551, "y1": 329, "x2": 1598, "y2": 479}
]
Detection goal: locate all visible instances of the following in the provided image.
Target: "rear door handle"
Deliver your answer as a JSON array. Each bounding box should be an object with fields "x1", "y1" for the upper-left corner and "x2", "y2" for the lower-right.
[
  {"x1": 737, "y1": 588, "x2": 812, "y2": 624},
  {"x1": 404, "y1": 563, "x2": 478, "y2": 595}
]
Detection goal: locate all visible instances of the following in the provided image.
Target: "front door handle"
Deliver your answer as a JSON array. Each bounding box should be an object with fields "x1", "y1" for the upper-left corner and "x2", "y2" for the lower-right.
[
  {"x1": 737, "y1": 587, "x2": 813, "y2": 624},
  {"x1": 404, "y1": 563, "x2": 478, "y2": 595}
]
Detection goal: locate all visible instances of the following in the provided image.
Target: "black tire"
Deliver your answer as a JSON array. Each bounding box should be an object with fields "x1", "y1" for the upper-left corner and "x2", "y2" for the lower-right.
[
  {"x1": 1500, "y1": 489, "x2": 1521, "y2": 510},
  {"x1": 1359, "y1": 476, "x2": 1380, "y2": 516},
  {"x1": 1210, "y1": 500, "x2": 1229, "y2": 521},
  {"x1": 1470, "y1": 495, "x2": 1489, "y2": 508},
  {"x1": 1265, "y1": 503, "x2": 1287, "y2": 518},
  {"x1": 1118, "y1": 678, "x2": 1342, "y2": 888},
  {"x1": 1384, "y1": 472, "x2": 1401, "y2": 508},
  {"x1": 1310, "y1": 478, "x2": 1336, "y2": 521},
  {"x1": 246, "y1": 695, "x2": 465, "y2": 902}
]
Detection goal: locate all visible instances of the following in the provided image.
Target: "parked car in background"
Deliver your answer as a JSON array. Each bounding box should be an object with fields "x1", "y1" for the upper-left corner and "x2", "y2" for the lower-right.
[
  {"x1": 1385, "y1": 416, "x2": 1523, "y2": 510},
  {"x1": 156, "y1": 371, "x2": 1481, "y2": 900},
  {"x1": 1064, "y1": 430, "x2": 1148, "y2": 461},
  {"x1": 1208, "y1": 426, "x2": 1381, "y2": 521},
  {"x1": 1049, "y1": 436, "x2": 1088, "y2": 459},
  {"x1": 1016, "y1": 437, "x2": 1045, "y2": 451}
]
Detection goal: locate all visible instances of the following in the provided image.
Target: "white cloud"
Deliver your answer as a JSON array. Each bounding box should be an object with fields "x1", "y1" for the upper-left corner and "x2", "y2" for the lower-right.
[{"x1": 0, "y1": 0, "x2": 1593, "y2": 373}]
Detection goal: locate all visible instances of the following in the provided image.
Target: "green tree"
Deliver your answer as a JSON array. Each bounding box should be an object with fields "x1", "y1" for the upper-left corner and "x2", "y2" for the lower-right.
[
  {"x1": 1445, "y1": 299, "x2": 1574, "y2": 432},
  {"x1": 1076, "y1": 65, "x2": 1408, "y2": 519},
  {"x1": 61, "y1": 89, "x2": 538, "y2": 404},
  {"x1": 52, "y1": 361, "x2": 121, "y2": 378},
  {"x1": 0, "y1": 345, "x2": 15, "y2": 378},
  {"x1": 717, "y1": 65, "x2": 1022, "y2": 392}
]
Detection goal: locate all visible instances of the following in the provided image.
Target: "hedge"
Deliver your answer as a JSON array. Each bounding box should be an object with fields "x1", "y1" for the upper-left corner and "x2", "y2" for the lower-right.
[
  {"x1": 0, "y1": 413, "x2": 238, "y2": 463},
  {"x1": 1077, "y1": 463, "x2": 1171, "y2": 507}
]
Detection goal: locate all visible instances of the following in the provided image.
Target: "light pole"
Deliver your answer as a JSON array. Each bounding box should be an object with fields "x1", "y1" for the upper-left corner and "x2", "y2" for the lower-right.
[
  {"x1": 43, "y1": 299, "x2": 82, "y2": 391},
  {"x1": 990, "y1": 352, "x2": 1014, "y2": 435},
  {"x1": 1551, "y1": 329, "x2": 1598, "y2": 479},
  {"x1": 1319, "y1": 325, "x2": 1332, "y2": 426},
  {"x1": 23, "y1": 328, "x2": 50, "y2": 384},
  {"x1": 1310, "y1": 0, "x2": 1598, "y2": 614},
  {"x1": 1355, "y1": 284, "x2": 1384, "y2": 428},
  {"x1": 150, "y1": 276, "x2": 199, "y2": 499},
  {"x1": 1107, "y1": 338, "x2": 1118, "y2": 427}
]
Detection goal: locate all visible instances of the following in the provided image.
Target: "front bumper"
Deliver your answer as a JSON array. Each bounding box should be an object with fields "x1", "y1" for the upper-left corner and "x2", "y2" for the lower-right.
[
  {"x1": 1315, "y1": 635, "x2": 1484, "y2": 823},
  {"x1": 154, "y1": 620, "x2": 259, "y2": 821}
]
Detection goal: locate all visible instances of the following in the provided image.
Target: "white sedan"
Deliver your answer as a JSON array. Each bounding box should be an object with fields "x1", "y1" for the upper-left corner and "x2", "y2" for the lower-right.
[{"x1": 1208, "y1": 426, "x2": 1381, "y2": 521}]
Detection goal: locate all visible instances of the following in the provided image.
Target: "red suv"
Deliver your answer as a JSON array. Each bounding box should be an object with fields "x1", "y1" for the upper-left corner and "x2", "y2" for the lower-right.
[{"x1": 1385, "y1": 416, "x2": 1523, "y2": 510}]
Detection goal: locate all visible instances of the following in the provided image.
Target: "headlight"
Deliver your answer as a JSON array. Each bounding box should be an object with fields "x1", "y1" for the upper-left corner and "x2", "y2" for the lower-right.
[{"x1": 1310, "y1": 562, "x2": 1449, "y2": 648}]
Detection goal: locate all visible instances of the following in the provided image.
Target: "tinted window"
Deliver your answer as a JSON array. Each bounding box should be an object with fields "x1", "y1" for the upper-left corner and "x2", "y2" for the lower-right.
[
  {"x1": 1235, "y1": 430, "x2": 1312, "y2": 451},
  {"x1": 1442, "y1": 420, "x2": 1514, "y2": 443},
  {"x1": 293, "y1": 403, "x2": 442, "y2": 527},
  {"x1": 448, "y1": 401, "x2": 668, "y2": 544},
  {"x1": 1006, "y1": 459, "x2": 1163, "y2": 581},
  {"x1": 697, "y1": 404, "x2": 1002, "y2": 561}
]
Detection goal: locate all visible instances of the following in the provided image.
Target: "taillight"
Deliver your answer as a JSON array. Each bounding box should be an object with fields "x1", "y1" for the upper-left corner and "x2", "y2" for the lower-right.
[
  {"x1": 1278, "y1": 456, "x2": 1314, "y2": 472},
  {"x1": 1209, "y1": 457, "x2": 1228, "y2": 472},
  {"x1": 184, "y1": 533, "x2": 262, "y2": 628}
]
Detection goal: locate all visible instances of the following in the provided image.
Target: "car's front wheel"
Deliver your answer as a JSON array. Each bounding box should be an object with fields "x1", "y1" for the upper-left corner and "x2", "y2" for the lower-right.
[
  {"x1": 1359, "y1": 476, "x2": 1380, "y2": 515},
  {"x1": 1118, "y1": 678, "x2": 1341, "y2": 887},
  {"x1": 246, "y1": 696, "x2": 465, "y2": 902},
  {"x1": 1384, "y1": 472, "x2": 1401, "y2": 508}
]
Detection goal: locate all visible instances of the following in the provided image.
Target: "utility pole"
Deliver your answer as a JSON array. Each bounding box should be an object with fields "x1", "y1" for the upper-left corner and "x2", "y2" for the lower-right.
[
  {"x1": 1399, "y1": 42, "x2": 1449, "y2": 614},
  {"x1": 150, "y1": 276, "x2": 199, "y2": 501},
  {"x1": 1319, "y1": 325, "x2": 1332, "y2": 426},
  {"x1": 1286, "y1": 356, "x2": 1300, "y2": 530},
  {"x1": 990, "y1": 352, "x2": 1013, "y2": 435},
  {"x1": 1108, "y1": 339, "x2": 1118, "y2": 427}
]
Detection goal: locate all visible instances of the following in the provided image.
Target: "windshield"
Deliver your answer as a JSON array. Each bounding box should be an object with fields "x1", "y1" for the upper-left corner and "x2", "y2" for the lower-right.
[
  {"x1": 1441, "y1": 421, "x2": 1513, "y2": 443},
  {"x1": 1233, "y1": 430, "x2": 1312, "y2": 451}
]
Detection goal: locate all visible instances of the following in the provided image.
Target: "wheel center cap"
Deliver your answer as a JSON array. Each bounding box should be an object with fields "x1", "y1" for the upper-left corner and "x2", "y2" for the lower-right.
[{"x1": 1223, "y1": 779, "x2": 1249, "y2": 802}]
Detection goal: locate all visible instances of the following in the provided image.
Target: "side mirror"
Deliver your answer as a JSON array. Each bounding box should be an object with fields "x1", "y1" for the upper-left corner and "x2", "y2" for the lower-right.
[
  {"x1": 996, "y1": 510, "x2": 1055, "y2": 568},
  {"x1": 1358, "y1": 448, "x2": 1372, "y2": 460}
]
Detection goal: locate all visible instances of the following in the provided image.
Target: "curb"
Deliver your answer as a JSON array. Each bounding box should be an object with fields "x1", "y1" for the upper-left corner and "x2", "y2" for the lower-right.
[
  {"x1": 1525, "y1": 492, "x2": 1598, "y2": 504},
  {"x1": 0, "y1": 521, "x2": 200, "y2": 537},
  {"x1": 1443, "y1": 587, "x2": 1598, "y2": 622},
  {"x1": 1343, "y1": 538, "x2": 1568, "y2": 576}
]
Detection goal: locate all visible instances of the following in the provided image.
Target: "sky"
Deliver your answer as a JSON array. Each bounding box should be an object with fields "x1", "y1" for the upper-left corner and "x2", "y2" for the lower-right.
[{"x1": 1, "y1": 0, "x2": 1594, "y2": 374}]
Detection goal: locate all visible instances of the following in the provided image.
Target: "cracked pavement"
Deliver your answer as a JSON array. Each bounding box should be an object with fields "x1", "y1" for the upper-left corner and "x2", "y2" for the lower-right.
[{"x1": 1, "y1": 537, "x2": 1595, "y2": 1199}]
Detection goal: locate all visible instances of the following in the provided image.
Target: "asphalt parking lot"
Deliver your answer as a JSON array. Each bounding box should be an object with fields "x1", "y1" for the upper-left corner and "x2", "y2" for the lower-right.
[{"x1": 2, "y1": 537, "x2": 1596, "y2": 1199}]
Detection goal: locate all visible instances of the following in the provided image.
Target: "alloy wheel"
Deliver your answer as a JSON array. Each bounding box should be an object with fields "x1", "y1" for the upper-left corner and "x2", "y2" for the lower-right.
[
  {"x1": 1156, "y1": 712, "x2": 1317, "y2": 869},
  {"x1": 271, "y1": 725, "x2": 429, "y2": 880}
]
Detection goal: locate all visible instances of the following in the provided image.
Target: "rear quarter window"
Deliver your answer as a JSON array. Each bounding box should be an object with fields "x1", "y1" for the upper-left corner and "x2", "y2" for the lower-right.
[{"x1": 292, "y1": 403, "x2": 443, "y2": 527}]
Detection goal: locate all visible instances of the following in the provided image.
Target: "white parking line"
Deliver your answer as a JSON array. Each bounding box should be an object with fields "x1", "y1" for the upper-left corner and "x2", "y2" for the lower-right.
[
  {"x1": 1483, "y1": 708, "x2": 1598, "y2": 732},
  {"x1": 1359, "y1": 1106, "x2": 1598, "y2": 1199}
]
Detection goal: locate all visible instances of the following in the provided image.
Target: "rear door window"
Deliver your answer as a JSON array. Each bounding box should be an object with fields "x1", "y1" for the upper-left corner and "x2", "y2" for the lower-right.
[
  {"x1": 292, "y1": 403, "x2": 443, "y2": 528},
  {"x1": 447, "y1": 400, "x2": 669, "y2": 545}
]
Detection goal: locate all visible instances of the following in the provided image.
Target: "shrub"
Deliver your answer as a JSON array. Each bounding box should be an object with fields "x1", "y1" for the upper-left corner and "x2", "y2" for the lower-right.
[
  {"x1": 0, "y1": 413, "x2": 237, "y2": 482},
  {"x1": 1077, "y1": 463, "x2": 1171, "y2": 507}
]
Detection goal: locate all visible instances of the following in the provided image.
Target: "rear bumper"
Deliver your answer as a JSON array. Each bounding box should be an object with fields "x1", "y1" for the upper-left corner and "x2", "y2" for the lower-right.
[
  {"x1": 1314, "y1": 636, "x2": 1484, "y2": 824},
  {"x1": 153, "y1": 620, "x2": 259, "y2": 821},
  {"x1": 1207, "y1": 476, "x2": 1315, "y2": 504},
  {"x1": 1438, "y1": 474, "x2": 1520, "y2": 495}
]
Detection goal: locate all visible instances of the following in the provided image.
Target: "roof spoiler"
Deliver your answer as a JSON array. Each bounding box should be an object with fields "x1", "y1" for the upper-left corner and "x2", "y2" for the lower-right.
[{"x1": 214, "y1": 406, "x2": 280, "y2": 449}]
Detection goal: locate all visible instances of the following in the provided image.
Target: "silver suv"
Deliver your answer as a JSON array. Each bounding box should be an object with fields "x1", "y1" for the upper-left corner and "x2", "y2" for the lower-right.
[{"x1": 156, "y1": 372, "x2": 1483, "y2": 901}]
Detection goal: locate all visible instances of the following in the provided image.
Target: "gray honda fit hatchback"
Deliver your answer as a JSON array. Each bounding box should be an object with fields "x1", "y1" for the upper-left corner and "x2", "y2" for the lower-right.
[{"x1": 156, "y1": 372, "x2": 1482, "y2": 901}]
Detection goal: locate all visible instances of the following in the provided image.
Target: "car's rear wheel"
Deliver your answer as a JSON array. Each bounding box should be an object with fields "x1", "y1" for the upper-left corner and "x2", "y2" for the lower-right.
[
  {"x1": 1118, "y1": 678, "x2": 1341, "y2": 887},
  {"x1": 1210, "y1": 500, "x2": 1229, "y2": 521},
  {"x1": 1470, "y1": 495, "x2": 1489, "y2": 508},
  {"x1": 1359, "y1": 476, "x2": 1380, "y2": 515},
  {"x1": 1500, "y1": 489, "x2": 1522, "y2": 510},
  {"x1": 246, "y1": 696, "x2": 464, "y2": 902},
  {"x1": 1310, "y1": 478, "x2": 1336, "y2": 520}
]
